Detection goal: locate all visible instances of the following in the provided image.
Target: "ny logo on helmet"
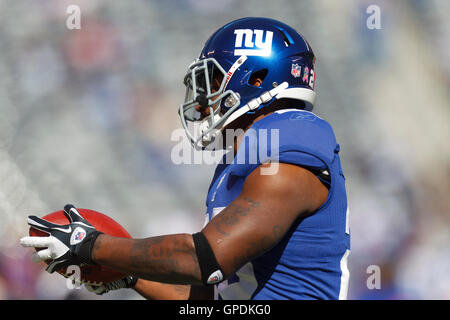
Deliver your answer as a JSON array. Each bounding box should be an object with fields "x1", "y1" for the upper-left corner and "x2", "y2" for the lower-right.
[{"x1": 234, "y1": 29, "x2": 273, "y2": 57}]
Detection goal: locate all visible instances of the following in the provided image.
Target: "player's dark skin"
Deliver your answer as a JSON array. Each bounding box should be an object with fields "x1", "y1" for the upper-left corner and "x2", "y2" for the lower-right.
[{"x1": 90, "y1": 77, "x2": 329, "y2": 299}]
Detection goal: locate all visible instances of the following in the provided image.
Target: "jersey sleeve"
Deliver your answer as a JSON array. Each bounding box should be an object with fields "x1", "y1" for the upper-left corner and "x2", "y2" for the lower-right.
[{"x1": 229, "y1": 110, "x2": 338, "y2": 178}]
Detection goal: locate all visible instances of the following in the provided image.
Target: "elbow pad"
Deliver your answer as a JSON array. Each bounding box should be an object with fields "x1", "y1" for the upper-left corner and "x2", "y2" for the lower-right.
[{"x1": 192, "y1": 232, "x2": 224, "y2": 285}]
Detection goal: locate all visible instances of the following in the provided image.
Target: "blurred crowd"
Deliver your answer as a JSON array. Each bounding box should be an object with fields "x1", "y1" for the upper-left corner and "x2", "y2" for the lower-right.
[{"x1": 0, "y1": 0, "x2": 448, "y2": 299}]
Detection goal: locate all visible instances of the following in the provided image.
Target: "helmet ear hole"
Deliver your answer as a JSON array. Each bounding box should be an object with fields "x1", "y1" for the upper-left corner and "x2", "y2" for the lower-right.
[{"x1": 248, "y1": 69, "x2": 268, "y2": 86}]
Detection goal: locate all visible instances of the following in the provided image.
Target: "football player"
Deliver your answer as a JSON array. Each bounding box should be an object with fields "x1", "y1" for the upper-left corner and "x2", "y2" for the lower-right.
[{"x1": 20, "y1": 17, "x2": 350, "y2": 300}]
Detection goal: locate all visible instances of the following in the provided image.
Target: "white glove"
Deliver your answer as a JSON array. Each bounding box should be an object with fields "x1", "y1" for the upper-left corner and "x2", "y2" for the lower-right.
[{"x1": 20, "y1": 204, "x2": 102, "y2": 273}]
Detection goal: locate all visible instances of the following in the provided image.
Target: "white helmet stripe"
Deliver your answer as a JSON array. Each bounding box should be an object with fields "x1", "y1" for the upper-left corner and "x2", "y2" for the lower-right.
[{"x1": 224, "y1": 55, "x2": 247, "y2": 90}]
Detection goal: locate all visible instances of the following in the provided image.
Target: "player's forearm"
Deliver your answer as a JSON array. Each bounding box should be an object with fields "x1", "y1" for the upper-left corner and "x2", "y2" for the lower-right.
[
  {"x1": 133, "y1": 279, "x2": 191, "y2": 300},
  {"x1": 91, "y1": 233, "x2": 202, "y2": 285},
  {"x1": 133, "y1": 280, "x2": 214, "y2": 300}
]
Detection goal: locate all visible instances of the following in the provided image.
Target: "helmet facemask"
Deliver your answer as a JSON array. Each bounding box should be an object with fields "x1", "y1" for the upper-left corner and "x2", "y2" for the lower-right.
[{"x1": 179, "y1": 58, "x2": 241, "y2": 150}]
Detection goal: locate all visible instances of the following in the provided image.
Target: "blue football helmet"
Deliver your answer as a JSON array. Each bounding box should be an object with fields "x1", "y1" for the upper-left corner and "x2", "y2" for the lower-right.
[{"x1": 179, "y1": 17, "x2": 316, "y2": 149}]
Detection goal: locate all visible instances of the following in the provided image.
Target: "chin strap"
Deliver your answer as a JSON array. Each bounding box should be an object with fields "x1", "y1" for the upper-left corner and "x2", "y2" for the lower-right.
[
  {"x1": 218, "y1": 81, "x2": 289, "y2": 130},
  {"x1": 198, "y1": 82, "x2": 316, "y2": 148},
  {"x1": 197, "y1": 82, "x2": 289, "y2": 147}
]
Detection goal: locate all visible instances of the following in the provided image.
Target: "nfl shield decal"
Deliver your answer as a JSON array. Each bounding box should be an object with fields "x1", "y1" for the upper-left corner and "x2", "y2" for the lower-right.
[
  {"x1": 70, "y1": 227, "x2": 87, "y2": 245},
  {"x1": 291, "y1": 63, "x2": 301, "y2": 78}
]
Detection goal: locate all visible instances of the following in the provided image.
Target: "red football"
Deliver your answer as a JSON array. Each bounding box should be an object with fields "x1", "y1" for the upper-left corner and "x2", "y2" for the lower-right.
[{"x1": 29, "y1": 208, "x2": 132, "y2": 285}]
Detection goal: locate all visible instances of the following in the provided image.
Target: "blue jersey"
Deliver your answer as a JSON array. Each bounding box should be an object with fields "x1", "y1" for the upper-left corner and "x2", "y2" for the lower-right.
[{"x1": 204, "y1": 109, "x2": 350, "y2": 300}]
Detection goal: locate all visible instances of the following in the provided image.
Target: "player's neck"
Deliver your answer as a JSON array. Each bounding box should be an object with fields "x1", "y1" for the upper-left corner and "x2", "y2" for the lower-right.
[{"x1": 233, "y1": 112, "x2": 274, "y2": 154}]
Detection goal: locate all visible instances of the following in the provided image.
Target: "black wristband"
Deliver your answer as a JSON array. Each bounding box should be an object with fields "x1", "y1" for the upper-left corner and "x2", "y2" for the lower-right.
[
  {"x1": 192, "y1": 232, "x2": 224, "y2": 285},
  {"x1": 75, "y1": 231, "x2": 103, "y2": 265},
  {"x1": 125, "y1": 275, "x2": 139, "y2": 288}
]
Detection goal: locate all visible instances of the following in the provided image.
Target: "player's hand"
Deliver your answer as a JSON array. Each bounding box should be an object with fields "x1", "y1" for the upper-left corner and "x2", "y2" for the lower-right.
[
  {"x1": 85, "y1": 276, "x2": 138, "y2": 295},
  {"x1": 20, "y1": 204, "x2": 103, "y2": 273}
]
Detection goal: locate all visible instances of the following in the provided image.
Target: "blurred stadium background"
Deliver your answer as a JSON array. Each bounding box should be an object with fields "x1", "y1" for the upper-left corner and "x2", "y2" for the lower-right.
[{"x1": 0, "y1": 0, "x2": 448, "y2": 299}]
